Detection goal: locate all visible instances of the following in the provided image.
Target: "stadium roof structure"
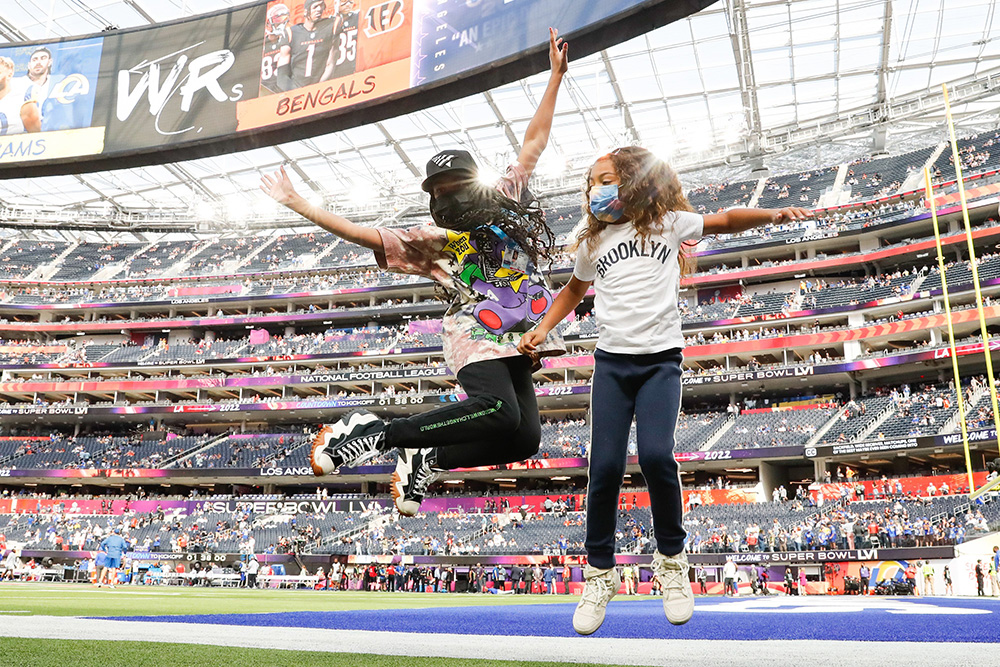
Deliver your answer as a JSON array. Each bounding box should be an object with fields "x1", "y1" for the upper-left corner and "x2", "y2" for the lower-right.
[{"x1": 2, "y1": 0, "x2": 1000, "y2": 233}]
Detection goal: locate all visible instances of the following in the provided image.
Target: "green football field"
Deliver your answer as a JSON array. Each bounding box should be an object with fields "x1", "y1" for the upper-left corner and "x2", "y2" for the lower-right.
[
  {"x1": 0, "y1": 582, "x2": 589, "y2": 616},
  {"x1": 0, "y1": 583, "x2": 647, "y2": 667}
]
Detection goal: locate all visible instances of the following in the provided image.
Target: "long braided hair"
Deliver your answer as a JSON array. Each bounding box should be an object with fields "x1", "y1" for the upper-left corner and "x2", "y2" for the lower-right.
[{"x1": 439, "y1": 186, "x2": 555, "y2": 269}]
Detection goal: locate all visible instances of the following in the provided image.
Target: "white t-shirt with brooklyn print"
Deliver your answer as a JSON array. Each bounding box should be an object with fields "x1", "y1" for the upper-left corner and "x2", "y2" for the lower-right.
[{"x1": 573, "y1": 210, "x2": 703, "y2": 354}]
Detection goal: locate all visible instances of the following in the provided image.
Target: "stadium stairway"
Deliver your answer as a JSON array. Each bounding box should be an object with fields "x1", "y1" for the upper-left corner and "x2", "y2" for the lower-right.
[
  {"x1": 29, "y1": 241, "x2": 80, "y2": 281},
  {"x1": 821, "y1": 163, "x2": 851, "y2": 208},
  {"x1": 805, "y1": 408, "x2": 847, "y2": 447},
  {"x1": 96, "y1": 243, "x2": 154, "y2": 281},
  {"x1": 908, "y1": 143, "x2": 951, "y2": 191},
  {"x1": 698, "y1": 414, "x2": 736, "y2": 452},
  {"x1": 158, "y1": 241, "x2": 212, "y2": 278},
  {"x1": 940, "y1": 386, "x2": 986, "y2": 434},
  {"x1": 746, "y1": 177, "x2": 767, "y2": 208},
  {"x1": 314, "y1": 506, "x2": 395, "y2": 554},
  {"x1": 231, "y1": 236, "x2": 280, "y2": 274},
  {"x1": 169, "y1": 433, "x2": 235, "y2": 468},
  {"x1": 852, "y1": 402, "x2": 900, "y2": 442},
  {"x1": 310, "y1": 237, "x2": 350, "y2": 268}
]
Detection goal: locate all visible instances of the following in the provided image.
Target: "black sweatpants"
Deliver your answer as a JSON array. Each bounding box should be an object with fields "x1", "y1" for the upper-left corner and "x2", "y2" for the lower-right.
[
  {"x1": 383, "y1": 355, "x2": 541, "y2": 469},
  {"x1": 585, "y1": 348, "x2": 686, "y2": 570}
]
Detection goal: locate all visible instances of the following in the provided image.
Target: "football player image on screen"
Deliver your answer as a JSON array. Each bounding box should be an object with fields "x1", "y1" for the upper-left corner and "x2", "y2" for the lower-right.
[
  {"x1": 0, "y1": 56, "x2": 40, "y2": 135},
  {"x1": 261, "y1": 3, "x2": 291, "y2": 94},
  {"x1": 330, "y1": 0, "x2": 359, "y2": 80},
  {"x1": 15, "y1": 47, "x2": 53, "y2": 104},
  {"x1": 275, "y1": 0, "x2": 337, "y2": 91}
]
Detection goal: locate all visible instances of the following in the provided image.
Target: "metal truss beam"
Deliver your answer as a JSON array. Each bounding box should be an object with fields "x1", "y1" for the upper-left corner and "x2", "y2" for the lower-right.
[
  {"x1": 599, "y1": 50, "x2": 640, "y2": 144},
  {"x1": 872, "y1": 0, "x2": 894, "y2": 152},
  {"x1": 760, "y1": 66, "x2": 1000, "y2": 157},
  {"x1": 375, "y1": 122, "x2": 422, "y2": 178},
  {"x1": 726, "y1": 0, "x2": 762, "y2": 156}
]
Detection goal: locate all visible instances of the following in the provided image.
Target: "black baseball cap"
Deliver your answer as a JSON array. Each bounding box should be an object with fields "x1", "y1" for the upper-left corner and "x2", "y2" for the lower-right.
[{"x1": 421, "y1": 149, "x2": 479, "y2": 192}]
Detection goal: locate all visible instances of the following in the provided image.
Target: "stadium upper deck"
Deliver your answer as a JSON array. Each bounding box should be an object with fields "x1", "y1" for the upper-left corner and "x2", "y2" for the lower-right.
[{"x1": 1, "y1": 135, "x2": 999, "y2": 495}]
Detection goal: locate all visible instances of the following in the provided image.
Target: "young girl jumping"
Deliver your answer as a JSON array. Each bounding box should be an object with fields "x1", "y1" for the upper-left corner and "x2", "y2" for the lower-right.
[
  {"x1": 261, "y1": 28, "x2": 570, "y2": 517},
  {"x1": 520, "y1": 146, "x2": 811, "y2": 634}
]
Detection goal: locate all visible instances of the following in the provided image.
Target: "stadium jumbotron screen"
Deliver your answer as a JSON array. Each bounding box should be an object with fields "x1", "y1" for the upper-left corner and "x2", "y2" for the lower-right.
[{"x1": 0, "y1": 0, "x2": 714, "y2": 178}]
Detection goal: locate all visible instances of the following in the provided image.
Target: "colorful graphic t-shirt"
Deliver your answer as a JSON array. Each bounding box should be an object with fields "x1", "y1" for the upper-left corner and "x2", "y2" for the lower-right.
[{"x1": 376, "y1": 164, "x2": 566, "y2": 373}]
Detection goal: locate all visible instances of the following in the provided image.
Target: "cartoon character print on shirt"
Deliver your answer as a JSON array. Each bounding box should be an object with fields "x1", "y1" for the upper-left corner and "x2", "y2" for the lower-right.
[{"x1": 442, "y1": 226, "x2": 552, "y2": 335}]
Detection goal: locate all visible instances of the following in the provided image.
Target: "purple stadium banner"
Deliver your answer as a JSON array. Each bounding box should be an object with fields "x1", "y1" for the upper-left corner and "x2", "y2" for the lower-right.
[
  {"x1": 674, "y1": 446, "x2": 803, "y2": 462},
  {"x1": 0, "y1": 284, "x2": 413, "y2": 311},
  {"x1": 0, "y1": 366, "x2": 450, "y2": 394},
  {"x1": 683, "y1": 337, "x2": 1000, "y2": 386}
]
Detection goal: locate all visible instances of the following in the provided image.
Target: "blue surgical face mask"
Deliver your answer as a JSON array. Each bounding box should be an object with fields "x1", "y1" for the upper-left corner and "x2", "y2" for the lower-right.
[{"x1": 589, "y1": 184, "x2": 625, "y2": 223}]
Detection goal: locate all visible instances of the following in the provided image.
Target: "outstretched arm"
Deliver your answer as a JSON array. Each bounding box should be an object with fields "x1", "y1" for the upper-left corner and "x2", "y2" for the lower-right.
[
  {"x1": 260, "y1": 166, "x2": 383, "y2": 252},
  {"x1": 516, "y1": 27, "x2": 568, "y2": 178},
  {"x1": 702, "y1": 207, "x2": 813, "y2": 235},
  {"x1": 518, "y1": 276, "x2": 591, "y2": 355}
]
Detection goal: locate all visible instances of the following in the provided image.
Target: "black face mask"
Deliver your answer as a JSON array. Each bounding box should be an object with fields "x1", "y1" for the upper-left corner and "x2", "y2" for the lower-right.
[{"x1": 429, "y1": 185, "x2": 495, "y2": 230}]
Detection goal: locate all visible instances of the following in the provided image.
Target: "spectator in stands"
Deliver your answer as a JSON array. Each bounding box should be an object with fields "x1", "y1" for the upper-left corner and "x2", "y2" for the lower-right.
[
  {"x1": 520, "y1": 145, "x2": 811, "y2": 634},
  {"x1": 262, "y1": 28, "x2": 571, "y2": 519}
]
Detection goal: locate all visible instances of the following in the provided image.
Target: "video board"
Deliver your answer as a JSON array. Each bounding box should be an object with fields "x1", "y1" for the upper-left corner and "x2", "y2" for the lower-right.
[{"x1": 0, "y1": 0, "x2": 715, "y2": 177}]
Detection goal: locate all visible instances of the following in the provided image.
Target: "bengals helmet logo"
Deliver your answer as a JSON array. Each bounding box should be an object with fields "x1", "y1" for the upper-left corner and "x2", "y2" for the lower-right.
[{"x1": 364, "y1": 0, "x2": 405, "y2": 38}]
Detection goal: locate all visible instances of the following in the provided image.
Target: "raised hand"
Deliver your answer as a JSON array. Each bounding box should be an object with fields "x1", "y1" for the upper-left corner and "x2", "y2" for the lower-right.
[
  {"x1": 773, "y1": 207, "x2": 813, "y2": 224},
  {"x1": 260, "y1": 166, "x2": 299, "y2": 207},
  {"x1": 549, "y1": 27, "x2": 568, "y2": 76}
]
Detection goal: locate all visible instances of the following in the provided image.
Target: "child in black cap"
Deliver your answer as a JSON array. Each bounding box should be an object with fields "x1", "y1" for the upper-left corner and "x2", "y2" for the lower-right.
[{"x1": 262, "y1": 28, "x2": 569, "y2": 516}]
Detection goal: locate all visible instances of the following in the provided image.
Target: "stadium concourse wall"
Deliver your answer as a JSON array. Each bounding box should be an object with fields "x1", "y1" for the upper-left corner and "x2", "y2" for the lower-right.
[
  {"x1": 1, "y1": 308, "x2": 999, "y2": 386},
  {"x1": 5, "y1": 545, "x2": 965, "y2": 596},
  {"x1": 0, "y1": 473, "x2": 989, "y2": 510},
  {"x1": 0, "y1": 489, "x2": 758, "y2": 517}
]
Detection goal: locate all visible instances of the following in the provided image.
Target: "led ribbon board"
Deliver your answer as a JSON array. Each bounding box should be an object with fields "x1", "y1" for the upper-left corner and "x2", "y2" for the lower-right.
[{"x1": 0, "y1": 0, "x2": 715, "y2": 178}]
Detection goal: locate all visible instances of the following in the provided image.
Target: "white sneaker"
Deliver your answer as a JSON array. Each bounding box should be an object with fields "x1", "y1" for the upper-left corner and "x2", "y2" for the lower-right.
[
  {"x1": 391, "y1": 448, "x2": 439, "y2": 517},
  {"x1": 310, "y1": 410, "x2": 386, "y2": 476},
  {"x1": 653, "y1": 551, "x2": 694, "y2": 625},
  {"x1": 573, "y1": 565, "x2": 621, "y2": 635}
]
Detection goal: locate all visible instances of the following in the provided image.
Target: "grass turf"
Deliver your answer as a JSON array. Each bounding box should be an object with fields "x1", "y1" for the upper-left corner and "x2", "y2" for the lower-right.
[
  {"x1": 0, "y1": 582, "x2": 630, "y2": 617},
  {"x1": 1, "y1": 638, "x2": 634, "y2": 667}
]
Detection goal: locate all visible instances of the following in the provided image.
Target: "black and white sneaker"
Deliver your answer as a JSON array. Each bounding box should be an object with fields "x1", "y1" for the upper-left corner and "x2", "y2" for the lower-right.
[
  {"x1": 391, "y1": 448, "x2": 440, "y2": 516},
  {"x1": 310, "y1": 410, "x2": 386, "y2": 476}
]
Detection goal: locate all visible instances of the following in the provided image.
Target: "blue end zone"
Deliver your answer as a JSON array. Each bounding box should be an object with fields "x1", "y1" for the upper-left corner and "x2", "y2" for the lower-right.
[{"x1": 103, "y1": 597, "x2": 1000, "y2": 643}]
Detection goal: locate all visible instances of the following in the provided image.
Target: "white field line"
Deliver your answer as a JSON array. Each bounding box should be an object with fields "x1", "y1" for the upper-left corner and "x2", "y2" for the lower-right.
[{"x1": 0, "y1": 616, "x2": 994, "y2": 667}]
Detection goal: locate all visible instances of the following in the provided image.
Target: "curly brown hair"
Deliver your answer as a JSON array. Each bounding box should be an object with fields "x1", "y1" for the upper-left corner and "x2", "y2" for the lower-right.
[{"x1": 576, "y1": 146, "x2": 697, "y2": 274}]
